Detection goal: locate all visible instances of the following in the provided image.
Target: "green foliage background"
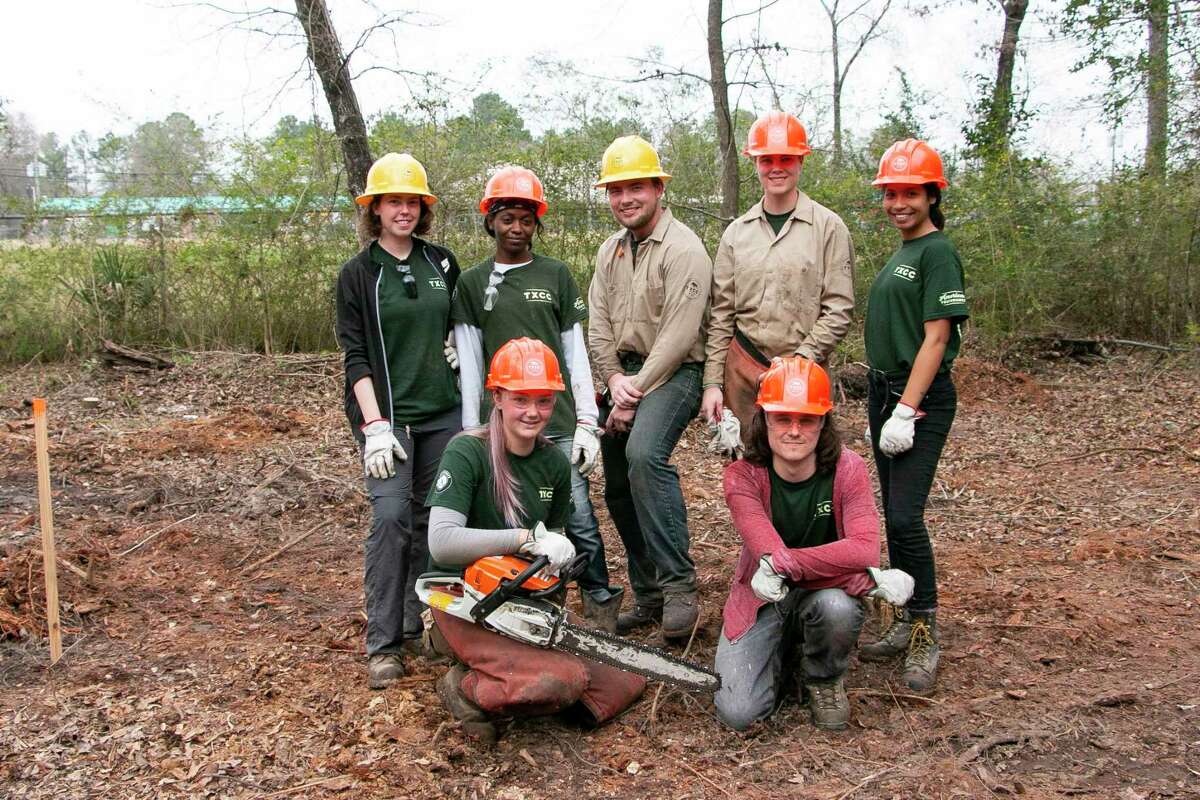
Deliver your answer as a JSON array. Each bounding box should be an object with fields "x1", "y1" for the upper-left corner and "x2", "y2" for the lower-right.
[{"x1": 2, "y1": 96, "x2": 1199, "y2": 363}]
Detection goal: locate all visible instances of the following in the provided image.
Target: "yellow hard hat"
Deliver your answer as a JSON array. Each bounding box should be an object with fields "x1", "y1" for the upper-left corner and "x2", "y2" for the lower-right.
[
  {"x1": 594, "y1": 135, "x2": 672, "y2": 189},
  {"x1": 355, "y1": 152, "x2": 437, "y2": 206}
]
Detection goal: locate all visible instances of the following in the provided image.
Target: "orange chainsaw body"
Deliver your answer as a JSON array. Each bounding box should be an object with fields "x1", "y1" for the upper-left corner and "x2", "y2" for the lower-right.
[{"x1": 464, "y1": 555, "x2": 558, "y2": 595}]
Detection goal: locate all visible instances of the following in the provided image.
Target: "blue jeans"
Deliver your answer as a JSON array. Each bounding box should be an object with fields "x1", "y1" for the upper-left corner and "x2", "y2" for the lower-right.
[
  {"x1": 551, "y1": 436, "x2": 619, "y2": 603},
  {"x1": 867, "y1": 370, "x2": 957, "y2": 613},
  {"x1": 714, "y1": 588, "x2": 864, "y2": 731},
  {"x1": 363, "y1": 407, "x2": 460, "y2": 656},
  {"x1": 599, "y1": 362, "x2": 701, "y2": 604}
]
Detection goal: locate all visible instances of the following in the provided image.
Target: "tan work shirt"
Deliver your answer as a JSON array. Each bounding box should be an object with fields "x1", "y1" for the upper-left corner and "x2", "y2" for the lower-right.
[
  {"x1": 588, "y1": 208, "x2": 712, "y2": 395},
  {"x1": 703, "y1": 193, "x2": 855, "y2": 387}
]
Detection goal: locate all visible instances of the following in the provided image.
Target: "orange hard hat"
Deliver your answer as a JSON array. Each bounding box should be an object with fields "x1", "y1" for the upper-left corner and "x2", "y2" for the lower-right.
[
  {"x1": 744, "y1": 111, "x2": 812, "y2": 158},
  {"x1": 873, "y1": 139, "x2": 948, "y2": 188},
  {"x1": 755, "y1": 356, "x2": 833, "y2": 415},
  {"x1": 486, "y1": 337, "x2": 566, "y2": 392},
  {"x1": 480, "y1": 165, "x2": 548, "y2": 217}
]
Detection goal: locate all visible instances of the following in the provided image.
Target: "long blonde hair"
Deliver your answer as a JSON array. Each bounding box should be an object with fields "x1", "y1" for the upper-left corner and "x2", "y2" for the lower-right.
[{"x1": 467, "y1": 400, "x2": 552, "y2": 528}]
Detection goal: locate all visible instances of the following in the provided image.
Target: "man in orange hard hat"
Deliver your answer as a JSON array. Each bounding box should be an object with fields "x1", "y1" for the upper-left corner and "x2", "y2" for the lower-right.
[
  {"x1": 702, "y1": 111, "x2": 855, "y2": 452},
  {"x1": 588, "y1": 135, "x2": 713, "y2": 642}
]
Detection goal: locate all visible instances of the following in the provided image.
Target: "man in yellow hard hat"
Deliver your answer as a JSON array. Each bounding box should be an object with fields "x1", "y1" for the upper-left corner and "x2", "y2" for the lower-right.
[{"x1": 588, "y1": 135, "x2": 713, "y2": 641}]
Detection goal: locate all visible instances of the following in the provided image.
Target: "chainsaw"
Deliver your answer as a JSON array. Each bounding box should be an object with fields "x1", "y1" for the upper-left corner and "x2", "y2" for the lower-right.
[{"x1": 416, "y1": 553, "x2": 720, "y2": 693}]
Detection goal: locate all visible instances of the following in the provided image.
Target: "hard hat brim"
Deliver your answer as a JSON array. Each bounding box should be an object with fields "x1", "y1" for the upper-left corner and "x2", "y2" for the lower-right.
[
  {"x1": 594, "y1": 170, "x2": 672, "y2": 189},
  {"x1": 758, "y1": 401, "x2": 833, "y2": 415},
  {"x1": 872, "y1": 176, "x2": 949, "y2": 189},
  {"x1": 744, "y1": 145, "x2": 813, "y2": 158},
  {"x1": 355, "y1": 190, "x2": 438, "y2": 207},
  {"x1": 479, "y1": 197, "x2": 549, "y2": 217}
]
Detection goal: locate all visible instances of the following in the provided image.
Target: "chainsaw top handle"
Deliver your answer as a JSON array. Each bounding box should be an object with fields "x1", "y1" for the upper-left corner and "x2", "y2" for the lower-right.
[{"x1": 470, "y1": 555, "x2": 550, "y2": 623}]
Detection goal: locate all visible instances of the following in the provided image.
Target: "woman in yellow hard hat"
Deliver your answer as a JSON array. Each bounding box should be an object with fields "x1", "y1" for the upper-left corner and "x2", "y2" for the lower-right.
[
  {"x1": 858, "y1": 140, "x2": 968, "y2": 696},
  {"x1": 450, "y1": 166, "x2": 624, "y2": 632},
  {"x1": 702, "y1": 111, "x2": 855, "y2": 454},
  {"x1": 335, "y1": 152, "x2": 463, "y2": 690}
]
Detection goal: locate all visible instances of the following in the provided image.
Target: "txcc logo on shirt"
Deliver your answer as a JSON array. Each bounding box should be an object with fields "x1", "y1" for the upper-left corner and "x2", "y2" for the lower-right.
[{"x1": 524, "y1": 289, "x2": 554, "y2": 303}]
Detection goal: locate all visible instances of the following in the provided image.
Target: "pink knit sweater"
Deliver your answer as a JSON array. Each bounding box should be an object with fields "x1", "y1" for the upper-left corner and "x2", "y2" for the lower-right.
[{"x1": 720, "y1": 447, "x2": 880, "y2": 642}]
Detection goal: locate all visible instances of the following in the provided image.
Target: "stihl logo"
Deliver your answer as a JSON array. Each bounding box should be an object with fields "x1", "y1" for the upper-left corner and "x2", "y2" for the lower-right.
[
  {"x1": 524, "y1": 289, "x2": 554, "y2": 303},
  {"x1": 893, "y1": 265, "x2": 917, "y2": 282}
]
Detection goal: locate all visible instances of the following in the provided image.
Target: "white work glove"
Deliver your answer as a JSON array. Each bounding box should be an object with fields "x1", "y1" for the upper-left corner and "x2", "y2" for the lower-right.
[
  {"x1": 519, "y1": 521, "x2": 576, "y2": 575},
  {"x1": 866, "y1": 567, "x2": 915, "y2": 606},
  {"x1": 879, "y1": 402, "x2": 920, "y2": 457},
  {"x1": 570, "y1": 423, "x2": 601, "y2": 477},
  {"x1": 750, "y1": 554, "x2": 789, "y2": 603},
  {"x1": 864, "y1": 425, "x2": 872, "y2": 448},
  {"x1": 443, "y1": 331, "x2": 459, "y2": 371},
  {"x1": 362, "y1": 419, "x2": 408, "y2": 479},
  {"x1": 706, "y1": 409, "x2": 743, "y2": 459}
]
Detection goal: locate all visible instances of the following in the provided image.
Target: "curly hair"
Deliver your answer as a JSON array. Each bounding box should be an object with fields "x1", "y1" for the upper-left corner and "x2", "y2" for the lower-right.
[
  {"x1": 742, "y1": 408, "x2": 843, "y2": 475},
  {"x1": 359, "y1": 195, "x2": 434, "y2": 241}
]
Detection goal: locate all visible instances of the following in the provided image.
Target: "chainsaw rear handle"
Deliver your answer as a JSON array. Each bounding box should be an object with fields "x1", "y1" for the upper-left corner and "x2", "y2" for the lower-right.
[
  {"x1": 526, "y1": 553, "x2": 590, "y2": 599},
  {"x1": 471, "y1": 555, "x2": 551, "y2": 623}
]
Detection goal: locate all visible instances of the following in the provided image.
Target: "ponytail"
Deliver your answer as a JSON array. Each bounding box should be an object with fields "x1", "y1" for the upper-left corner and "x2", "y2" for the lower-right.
[{"x1": 926, "y1": 183, "x2": 945, "y2": 230}]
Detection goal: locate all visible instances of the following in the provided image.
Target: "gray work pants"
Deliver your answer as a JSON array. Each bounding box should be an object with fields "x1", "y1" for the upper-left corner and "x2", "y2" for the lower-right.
[
  {"x1": 714, "y1": 588, "x2": 864, "y2": 731},
  {"x1": 363, "y1": 407, "x2": 460, "y2": 656}
]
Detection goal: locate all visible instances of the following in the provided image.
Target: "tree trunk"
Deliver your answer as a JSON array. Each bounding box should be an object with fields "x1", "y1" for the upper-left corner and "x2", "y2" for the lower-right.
[
  {"x1": 831, "y1": 28, "x2": 842, "y2": 167},
  {"x1": 293, "y1": 0, "x2": 373, "y2": 233},
  {"x1": 1144, "y1": 0, "x2": 1169, "y2": 177},
  {"x1": 707, "y1": 0, "x2": 738, "y2": 224},
  {"x1": 989, "y1": 0, "x2": 1028, "y2": 149}
]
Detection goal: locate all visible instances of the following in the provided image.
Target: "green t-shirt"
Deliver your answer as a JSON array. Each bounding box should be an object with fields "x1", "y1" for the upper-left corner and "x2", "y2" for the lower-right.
[
  {"x1": 865, "y1": 231, "x2": 969, "y2": 375},
  {"x1": 426, "y1": 435, "x2": 572, "y2": 531},
  {"x1": 768, "y1": 464, "x2": 837, "y2": 550},
  {"x1": 373, "y1": 242, "x2": 460, "y2": 425},
  {"x1": 451, "y1": 254, "x2": 588, "y2": 437},
  {"x1": 765, "y1": 209, "x2": 792, "y2": 236}
]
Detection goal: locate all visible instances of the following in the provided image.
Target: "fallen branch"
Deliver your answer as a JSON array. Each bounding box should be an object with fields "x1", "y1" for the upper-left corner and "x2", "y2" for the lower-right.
[
  {"x1": 242, "y1": 521, "x2": 329, "y2": 574},
  {"x1": 1030, "y1": 446, "x2": 1168, "y2": 469},
  {"x1": 260, "y1": 774, "x2": 354, "y2": 797},
  {"x1": 834, "y1": 766, "x2": 896, "y2": 799},
  {"x1": 116, "y1": 513, "x2": 199, "y2": 558},
  {"x1": 847, "y1": 687, "x2": 941, "y2": 704},
  {"x1": 956, "y1": 729, "x2": 1051, "y2": 767},
  {"x1": 678, "y1": 760, "x2": 733, "y2": 798}
]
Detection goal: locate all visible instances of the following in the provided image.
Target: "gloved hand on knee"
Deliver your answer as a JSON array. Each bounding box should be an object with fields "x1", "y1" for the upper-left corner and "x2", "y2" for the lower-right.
[
  {"x1": 750, "y1": 553, "x2": 789, "y2": 603},
  {"x1": 866, "y1": 567, "x2": 915, "y2": 606}
]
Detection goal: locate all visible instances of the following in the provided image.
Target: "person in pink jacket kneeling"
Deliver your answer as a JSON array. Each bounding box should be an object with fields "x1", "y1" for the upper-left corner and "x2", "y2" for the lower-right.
[{"x1": 714, "y1": 356, "x2": 913, "y2": 731}]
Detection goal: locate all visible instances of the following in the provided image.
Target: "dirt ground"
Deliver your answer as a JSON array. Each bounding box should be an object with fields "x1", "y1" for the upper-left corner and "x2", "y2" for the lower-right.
[{"x1": 1, "y1": 348, "x2": 1197, "y2": 799}]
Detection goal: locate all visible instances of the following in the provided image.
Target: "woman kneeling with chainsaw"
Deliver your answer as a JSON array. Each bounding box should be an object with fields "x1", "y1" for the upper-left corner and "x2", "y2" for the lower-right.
[
  {"x1": 423, "y1": 338, "x2": 646, "y2": 743},
  {"x1": 714, "y1": 356, "x2": 914, "y2": 731}
]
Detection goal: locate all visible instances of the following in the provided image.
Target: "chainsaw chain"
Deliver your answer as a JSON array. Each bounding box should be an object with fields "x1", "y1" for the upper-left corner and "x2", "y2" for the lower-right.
[{"x1": 556, "y1": 622, "x2": 719, "y2": 691}]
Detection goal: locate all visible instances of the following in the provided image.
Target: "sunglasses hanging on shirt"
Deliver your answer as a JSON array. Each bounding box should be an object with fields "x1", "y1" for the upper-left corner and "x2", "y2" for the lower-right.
[
  {"x1": 482, "y1": 267, "x2": 505, "y2": 311},
  {"x1": 395, "y1": 260, "x2": 418, "y2": 299}
]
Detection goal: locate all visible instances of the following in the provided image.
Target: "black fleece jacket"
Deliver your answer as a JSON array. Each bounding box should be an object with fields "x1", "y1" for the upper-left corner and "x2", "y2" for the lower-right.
[{"x1": 335, "y1": 237, "x2": 462, "y2": 444}]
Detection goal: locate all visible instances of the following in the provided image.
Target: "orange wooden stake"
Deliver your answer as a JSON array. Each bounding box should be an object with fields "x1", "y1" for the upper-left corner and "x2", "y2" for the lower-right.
[{"x1": 32, "y1": 398, "x2": 63, "y2": 664}]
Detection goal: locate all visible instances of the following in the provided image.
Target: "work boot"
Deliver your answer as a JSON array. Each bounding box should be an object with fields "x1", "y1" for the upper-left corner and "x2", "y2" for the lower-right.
[
  {"x1": 804, "y1": 676, "x2": 850, "y2": 731},
  {"x1": 367, "y1": 653, "x2": 404, "y2": 690},
  {"x1": 616, "y1": 603, "x2": 662, "y2": 635},
  {"x1": 581, "y1": 587, "x2": 625, "y2": 634},
  {"x1": 858, "y1": 605, "x2": 912, "y2": 662},
  {"x1": 902, "y1": 611, "x2": 939, "y2": 695},
  {"x1": 661, "y1": 592, "x2": 700, "y2": 641},
  {"x1": 436, "y1": 665, "x2": 498, "y2": 745}
]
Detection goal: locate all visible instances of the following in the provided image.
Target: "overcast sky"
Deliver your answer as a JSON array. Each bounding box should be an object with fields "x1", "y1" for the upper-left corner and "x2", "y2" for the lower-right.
[{"x1": 2, "y1": 1, "x2": 1138, "y2": 173}]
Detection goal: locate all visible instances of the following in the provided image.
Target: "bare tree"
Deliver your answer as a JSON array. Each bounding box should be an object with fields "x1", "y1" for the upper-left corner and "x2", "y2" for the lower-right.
[
  {"x1": 708, "y1": 0, "x2": 740, "y2": 222},
  {"x1": 1145, "y1": 0, "x2": 1169, "y2": 176},
  {"x1": 988, "y1": 0, "x2": 1030, "y2": 150},
  {"x1": 818, "y1": 0, "x2": 892, "y2": 167}
]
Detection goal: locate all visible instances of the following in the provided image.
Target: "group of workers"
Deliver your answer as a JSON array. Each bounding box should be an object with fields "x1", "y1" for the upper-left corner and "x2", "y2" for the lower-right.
[{"x1": 334, "y1": 110, "x2": 969, "y2": 741}]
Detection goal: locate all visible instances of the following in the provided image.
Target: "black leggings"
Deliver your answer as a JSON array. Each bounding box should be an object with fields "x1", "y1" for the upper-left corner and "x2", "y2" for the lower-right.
[{"x1": 867, "y1": 371, "x2": 956, "y2": 613}]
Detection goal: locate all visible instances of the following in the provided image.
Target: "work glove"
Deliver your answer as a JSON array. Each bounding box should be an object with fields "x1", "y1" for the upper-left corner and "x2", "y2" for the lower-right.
[
  {"x1": 706, "y1": 408, "x2": 743, "y2": 459},
  {"x1": 750, "y1": 554, "x2": 789, "y2": 603},
  {"x1": 879, "y1": 402, "x2": 921, "y2": 457},
  {"x1": 443, "y1": 331, "x2": 459, "y2": 371},
  {"x1": 866, "y1": 567, "x2": 915, "y2": 606},
  {"x1": 570, "y1": 423, "x2": 601, "y2": 477},
  {"x1": 362, "y1": 419, "x2": 407, "y2": 479},
  {"x1": 519, "y1": 521, "x2": 576, "y2": 576}
]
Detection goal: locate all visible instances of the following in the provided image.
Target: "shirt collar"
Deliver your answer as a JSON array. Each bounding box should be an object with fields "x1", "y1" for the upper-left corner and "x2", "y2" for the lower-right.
[
  {"x1": 629, "y1": 206, "x2": 675, "y2": 246},
  {"x1": 744, "y1": 192, "x2": 814, "y2": 225}
]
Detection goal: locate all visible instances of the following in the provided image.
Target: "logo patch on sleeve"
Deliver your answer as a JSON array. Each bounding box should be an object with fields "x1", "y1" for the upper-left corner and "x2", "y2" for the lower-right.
[
  {"x1": 685, "y1": 280, "x2": 701, "y2": 299},
  {"x1": 433, "y1": 470, "x2": 453, "y2": 493},
  {"x1": 938, "y1": 290, "x2": 966, "y2": 306},
  {"x1": 574, "y1": 297, "x2": 586, "y2": 311}
]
